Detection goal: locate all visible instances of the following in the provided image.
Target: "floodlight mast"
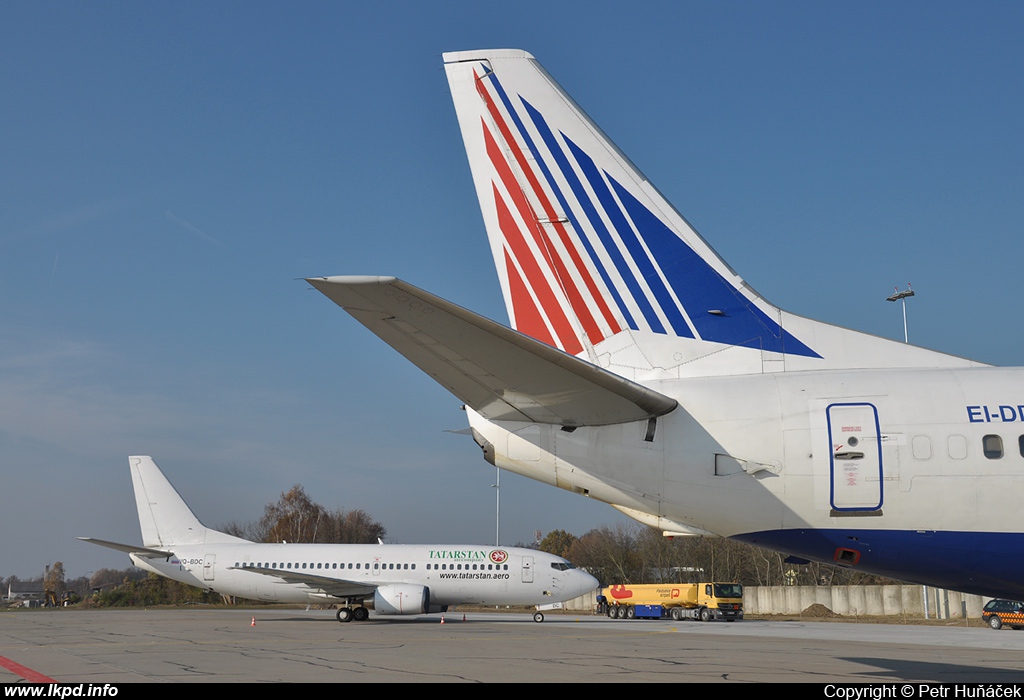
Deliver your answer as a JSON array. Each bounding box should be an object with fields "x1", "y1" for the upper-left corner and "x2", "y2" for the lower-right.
[{"x1": 886, "y1": 284, "x2": 916, "y2": 343}]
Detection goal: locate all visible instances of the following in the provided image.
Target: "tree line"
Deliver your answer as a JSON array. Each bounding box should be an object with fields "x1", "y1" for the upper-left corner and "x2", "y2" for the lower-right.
[
  {"x1": 537, "y1": 524, "x2": 901, "y2": 588},
  {"x1": 221, "y1": 484, "x2": 386, "y2": 545}
]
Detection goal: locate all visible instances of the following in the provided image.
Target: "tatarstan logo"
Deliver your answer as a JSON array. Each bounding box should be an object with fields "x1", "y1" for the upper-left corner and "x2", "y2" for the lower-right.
[
  {"x1": 428, "y1": 549, "x2": 486, "y2": 560},
  {"x1": 489, "y1": 550, "x2": 508, "y2": 564}
]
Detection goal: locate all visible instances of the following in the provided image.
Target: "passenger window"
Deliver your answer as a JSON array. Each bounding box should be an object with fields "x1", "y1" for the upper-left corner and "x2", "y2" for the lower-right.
[
  {"x1": 947, "y1": 435, "x2": 968, "y2": 460},
  {"x1": 911, "y1": 435, "x2": 931, "y2": 460},
  {"x1": 984, "y1": 434, "x2": 1003, "y2": 459}
]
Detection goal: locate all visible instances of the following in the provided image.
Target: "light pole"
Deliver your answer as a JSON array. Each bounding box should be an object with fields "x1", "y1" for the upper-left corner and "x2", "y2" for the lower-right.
[
  {"x1": 491, "y1": 466, "x2": 500, "y2": 546},
  {"x1": 886, "y1": 284, "x2": 915, "y2": 343}
]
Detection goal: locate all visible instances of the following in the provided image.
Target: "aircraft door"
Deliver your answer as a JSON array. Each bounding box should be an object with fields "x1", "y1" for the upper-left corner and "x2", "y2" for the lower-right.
[
  {"x1": 203, "y1": 554, "x2": 216, "y2": 582},
  {"x1": 521, "y1": 556, "x2": 534, "y2": 583},
  {"x1": 827, "y1": 403, "x2": 883, "y2": 512}
]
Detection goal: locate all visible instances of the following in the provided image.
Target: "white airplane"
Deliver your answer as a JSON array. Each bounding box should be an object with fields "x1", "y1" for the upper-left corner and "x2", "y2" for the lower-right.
[
  {"x1": 306, "y1": 49, "x2": 1024, "y2": 601},
  {"x1": 81, "y1": 456, "x2": 598, "y2": 622}
]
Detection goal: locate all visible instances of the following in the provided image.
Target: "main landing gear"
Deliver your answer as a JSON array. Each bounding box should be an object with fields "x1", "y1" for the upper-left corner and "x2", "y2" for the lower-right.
[{"x1": 336, "y1": 606, "x2": 369, "y2": 623}]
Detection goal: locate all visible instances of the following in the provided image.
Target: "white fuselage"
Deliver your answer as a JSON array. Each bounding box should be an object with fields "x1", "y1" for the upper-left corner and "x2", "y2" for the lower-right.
[
  {"x1": 473, "y1": 365, "x2": 1024, "y2": 598},
  {"x1": 131, "y1": 543, "x2": 596, "y2": 608}
]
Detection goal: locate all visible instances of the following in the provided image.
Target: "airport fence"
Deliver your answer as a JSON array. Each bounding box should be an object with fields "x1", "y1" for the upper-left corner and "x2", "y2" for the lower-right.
[
  {"x1": 562, "y1": 586, "x2": 990, "y2": 619},
  {"x1": 743, "y1": 585, "x2": 990, "y2": 619}
]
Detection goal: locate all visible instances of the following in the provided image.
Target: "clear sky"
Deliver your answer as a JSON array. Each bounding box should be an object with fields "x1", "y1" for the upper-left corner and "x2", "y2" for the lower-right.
[{"x1": 3, "y1": 1, "x2": 1023, "y2": 579}]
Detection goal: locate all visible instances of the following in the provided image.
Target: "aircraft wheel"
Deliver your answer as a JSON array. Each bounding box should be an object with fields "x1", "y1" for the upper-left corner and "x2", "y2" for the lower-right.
[
  {"x1": 533, "y1": 612, "x2": 544, "y2": 623},
  {"x1": 353, "y1": 606, "x2": 369, "y2": 622},
  {"x1": 337, "y1": 607, "x2": 353, "y2": 623},
  {"x1": 989, "y1": 615, "x2": 1003, "y2": 630},
  {"x1": 699, "y1": 607, "x2": 711, "y2": 622}
]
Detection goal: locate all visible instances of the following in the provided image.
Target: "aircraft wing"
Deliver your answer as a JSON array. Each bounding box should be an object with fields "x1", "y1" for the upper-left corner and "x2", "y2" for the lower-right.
[
  {"x1": 307, "y1": 276, "x2": 678, "y2": 426},
  {"x1": 78, "y1": 537, "x2": 174, "y2": 559},
  {"x1": 232, "y1": 565, "x2": 376, "y2": 598}
]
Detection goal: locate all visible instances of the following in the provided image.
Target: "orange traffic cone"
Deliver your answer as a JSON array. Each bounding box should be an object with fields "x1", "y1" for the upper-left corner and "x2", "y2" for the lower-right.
[
  {"x1": 251, "y1": 617, "x2": 256, "y2": 627},
  {"x1": 440, "y1": 615, "x2": 445, "y2": 624}
]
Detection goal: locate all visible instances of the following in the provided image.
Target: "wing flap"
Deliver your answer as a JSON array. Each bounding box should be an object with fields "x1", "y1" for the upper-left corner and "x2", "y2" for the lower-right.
[
  {"x1": 307, "y1": 276, "x2": 677, "y2": 426},
  {"x1": 234, "y1": 565, "x2": 375, "y2": 598}
]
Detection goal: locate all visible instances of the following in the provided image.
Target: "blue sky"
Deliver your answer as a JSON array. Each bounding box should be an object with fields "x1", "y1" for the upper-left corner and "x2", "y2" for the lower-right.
[{"x1": 3, "y1": 2, "x2": 1023, "y2": 578}]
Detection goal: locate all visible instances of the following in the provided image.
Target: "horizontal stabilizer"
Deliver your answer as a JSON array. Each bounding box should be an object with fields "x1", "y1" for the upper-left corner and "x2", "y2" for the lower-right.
[
  {"x1": 77, "y1": 537, "x2": 173, "y2": 559},
  {"x1": 307, "y1": 276, "x2": 677, "y2": 426}
]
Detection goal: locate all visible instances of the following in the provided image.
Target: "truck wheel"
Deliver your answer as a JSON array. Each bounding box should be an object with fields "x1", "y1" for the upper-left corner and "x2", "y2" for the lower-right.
[
  {"x1": 699, "y1": 607, "x2": 711, "y2": 622},
  {"x1": 616, "y1": 605, "x2": 628, "y2": 619},
  {"x1": 626, "y1": 606, "x2": 635, "y2": 619},
  {"x1": 606, "y1": 606, "x2": 616, "y2": 618},
  {"x1": 671, "y1": 607, "x2": 681, "y2": 621}
]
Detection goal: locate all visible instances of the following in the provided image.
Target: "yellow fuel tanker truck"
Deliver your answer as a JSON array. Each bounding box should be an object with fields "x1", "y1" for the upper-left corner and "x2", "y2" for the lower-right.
[{"x1": 597, "y1": 582, "x2": 744, "y2": 621}]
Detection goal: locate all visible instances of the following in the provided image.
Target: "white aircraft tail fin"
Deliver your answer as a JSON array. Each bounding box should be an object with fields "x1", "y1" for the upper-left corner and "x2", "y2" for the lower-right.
[
  {"x1": 443, "y1": 49, "x2": 977, "y2": 375},
  {"x1": 130, "y1": 456, "x2": 247, "y2": 548}
]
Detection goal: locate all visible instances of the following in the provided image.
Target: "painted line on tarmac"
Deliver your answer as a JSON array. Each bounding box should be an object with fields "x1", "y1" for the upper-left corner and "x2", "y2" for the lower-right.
[{"x1": 0, "y1": 655, "x2": 58, "y2": 683}]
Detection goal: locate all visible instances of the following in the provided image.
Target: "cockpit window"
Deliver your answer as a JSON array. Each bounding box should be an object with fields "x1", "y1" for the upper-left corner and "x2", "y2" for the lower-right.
[{"x1": 550, "y1": 562, "x2": 576, "y2": 571}]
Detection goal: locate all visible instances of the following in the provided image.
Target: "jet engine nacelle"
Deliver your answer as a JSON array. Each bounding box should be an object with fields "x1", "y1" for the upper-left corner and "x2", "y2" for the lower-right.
[{"x1": 373, "y1": 584, "x2": 431, "y2": 615}]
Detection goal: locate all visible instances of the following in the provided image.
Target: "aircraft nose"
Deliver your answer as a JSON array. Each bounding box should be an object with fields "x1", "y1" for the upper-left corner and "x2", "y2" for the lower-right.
[{"x1": 574, "y1": 570, "x2": 599, "y2": 597}]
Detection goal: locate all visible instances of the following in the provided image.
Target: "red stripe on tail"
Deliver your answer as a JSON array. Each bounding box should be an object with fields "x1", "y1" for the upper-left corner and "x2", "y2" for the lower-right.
[
  {"x1": 494, "y1": 184, "x2": 582, "y2": 354},
  {"x1": 474, "y1": 70, "x2": 620, "y2": 342}
]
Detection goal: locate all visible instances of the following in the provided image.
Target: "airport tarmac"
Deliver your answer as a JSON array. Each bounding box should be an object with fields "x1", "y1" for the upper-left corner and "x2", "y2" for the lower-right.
[{"x1": 3, "y1": 608, "x2": 1024, "y2": 683}]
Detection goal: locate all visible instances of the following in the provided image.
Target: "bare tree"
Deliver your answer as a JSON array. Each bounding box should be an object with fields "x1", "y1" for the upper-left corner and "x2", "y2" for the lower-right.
[
  {"x1": 538, "y1": 529, "x2": 578, "y2": 559},
  {"x1": 247, "y1": 485, "x2": 387, "y2": 545},
  {"x1": 44, "y1": 562, "x2": 66, "y2": 603}
]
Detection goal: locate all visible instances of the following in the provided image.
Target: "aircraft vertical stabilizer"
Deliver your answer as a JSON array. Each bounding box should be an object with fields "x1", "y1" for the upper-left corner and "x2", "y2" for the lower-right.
[
  {"x1": 443, "y1": 50, "x2": 980, "y2": 376},
  {"x1": 130, "y1": 456, "x2": 246, "y2": 547}
]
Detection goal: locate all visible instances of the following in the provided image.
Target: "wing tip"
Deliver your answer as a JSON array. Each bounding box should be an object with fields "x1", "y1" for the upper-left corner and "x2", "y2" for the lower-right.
[{"x1": 306, "y1": 275, "x2": 398, "y2": 287}]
